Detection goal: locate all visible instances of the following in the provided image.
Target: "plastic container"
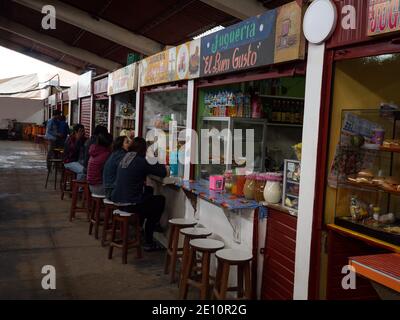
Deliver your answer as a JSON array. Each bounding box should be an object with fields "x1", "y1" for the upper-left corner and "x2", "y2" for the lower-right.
[{"x1": 264, "y1": 173, "x2": 283, "y2": 204}]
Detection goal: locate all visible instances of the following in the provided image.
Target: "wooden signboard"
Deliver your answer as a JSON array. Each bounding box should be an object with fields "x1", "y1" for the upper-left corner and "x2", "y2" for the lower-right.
[{"x1": 368, "y1": 0, "x2": 400, "y2": 36}]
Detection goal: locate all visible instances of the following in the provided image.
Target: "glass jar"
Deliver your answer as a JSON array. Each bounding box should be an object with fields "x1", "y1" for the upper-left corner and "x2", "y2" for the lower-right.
[
  {"x1": 254, "y1": 174, "x2": 266, "y2": 202},
  {"x1": 264, "y1": 173, "x2": 283, "y2": 204},
  {"x1": 224, "y1": 170, "x2": 233, "y2": 194},
  {"x1": 235, "y1": 174, "x2": 246, "y2": 196},
  {"x1": 243, "y1": 174, "x2": 256, "y2": 200}
]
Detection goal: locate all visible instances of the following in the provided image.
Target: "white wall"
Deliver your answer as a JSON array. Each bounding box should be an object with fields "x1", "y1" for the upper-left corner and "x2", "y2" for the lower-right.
[{"x1": 0, "y1": 97, "x2": 44, "y2": 125}]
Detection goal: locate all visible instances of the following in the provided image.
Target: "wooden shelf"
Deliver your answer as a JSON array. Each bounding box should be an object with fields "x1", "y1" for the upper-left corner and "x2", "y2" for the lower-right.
[
  {"x1": 380, "y1": 146, "x2": 400, "y2": 153},
  {"x1": 340, "y1": 180, "x2": 400, "y2": 197},
  {"x1": 259, "y1": 95, "x2": 304, "y2": 101},
  {"x1": 327, "y1": 224, "x2": 400, "y2": 253}
]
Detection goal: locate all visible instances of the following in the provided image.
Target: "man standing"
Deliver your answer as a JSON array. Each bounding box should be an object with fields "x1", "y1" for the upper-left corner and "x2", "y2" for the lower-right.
[{"x1": 45, "y1": 110, "x2": 61, "y2": 167}]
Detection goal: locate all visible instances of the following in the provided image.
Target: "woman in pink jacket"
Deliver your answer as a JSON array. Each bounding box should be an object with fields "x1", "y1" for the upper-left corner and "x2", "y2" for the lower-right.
[{"x1": 87, "y1": 132, "x2": 113, "y2": 196}]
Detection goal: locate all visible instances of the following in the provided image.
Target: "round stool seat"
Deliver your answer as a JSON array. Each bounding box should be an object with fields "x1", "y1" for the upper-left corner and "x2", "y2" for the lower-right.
[
  {"x1": 103, "y1": 199, "x2": 114, "y2": 205},
  {"x1": 216, "y1": 249, "x2": 252, "y2": 262},
  {"x1": 190, "y1": 239, "x2": 224, "y2": 251},
  {"x1": 180, "y1": 227, "x2": 212, "y2": 238},
  {"x1": 169, "y1": 218, "x2": 197, "y2": 227},
  {"x1": 92, "y1": 194, "x2": 106, "y2": 199},
  {"x1": 113, "y1": 209, "x2": 134, "y2": 217}
]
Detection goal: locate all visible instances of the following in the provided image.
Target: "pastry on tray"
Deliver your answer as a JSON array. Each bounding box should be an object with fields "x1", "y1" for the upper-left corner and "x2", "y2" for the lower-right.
[
  {"x1": 382, "y1": 139, "x2": 400, "y2": 148},
  {"x1": 382, "y1": 176, "x2": 400, "y2": 192}
]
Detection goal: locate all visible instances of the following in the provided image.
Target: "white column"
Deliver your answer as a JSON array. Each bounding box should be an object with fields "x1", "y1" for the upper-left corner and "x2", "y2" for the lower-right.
[
  {"x1": 184, "y1": 80, "x2": 195, "y2": 181},
  {"x1": 135, "y1": 86, "x2": 141, "y2": 138},
  {"x1": 293, "y1": 42, "x2": 326, "y2": 300},
  {"x1": 108, "y1": 96, "x2": 112, "y2": 133}
]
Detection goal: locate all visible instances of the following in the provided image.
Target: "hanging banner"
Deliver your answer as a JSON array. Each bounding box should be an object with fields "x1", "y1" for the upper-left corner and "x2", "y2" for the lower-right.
[
  {"x1": 368, "y1": 0, "x2": 400, "y2": 36},
  {"x1": 48, "y1": 94, "x2": 56, "y2": 106},
  {"x1": 78, "y1": 71, "x2": 93, "y2": 98},
  {"x1": 201, "y1": 10, "x2": 276, "y2": 77},
  {"x1": 68, "y1": 82, "x2": 78, "y2": 101},
  {"x1": 139, "y1": 1, "x2": 304, "y2": 87},
  {"x1": 139, "y1": 39, "x2": 201, "y2": 87},
  {"x1": 108, "y1": 63, "x2": 138, "y2": 95}
]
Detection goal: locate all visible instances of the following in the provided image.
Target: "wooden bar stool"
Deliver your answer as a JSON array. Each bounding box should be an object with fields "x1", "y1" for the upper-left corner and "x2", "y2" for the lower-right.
[
  {"x1": 179, "y1": 228, "x2": 212, "y2": 284},
  {"x1": 61, "y1": 168, "x2": 76, "y2": 200},
  {"x1": 89, "y1": 194, "x2": 105, "y2": 240},
  {"x1": 164, "y1": 218, "x2": 197, "y2": 283},
  {"x1": 179, "y1": 238, "x2": 225, "y2": 300},
  {"x1": 69, "y1": 180, "x2": 91, "y2": 222},
  {"x1": 213, "y1": 249, "x2": 252, "y2": 300},
  {"x1": 108, "y1": 209, "x2": 142, "y2": 265},
  {"x1": 45, "y1": 158, "x2": 63, "y2": 190},
  {"x1": 102, "y1": 199, "x2": 116, "y2": 247}
]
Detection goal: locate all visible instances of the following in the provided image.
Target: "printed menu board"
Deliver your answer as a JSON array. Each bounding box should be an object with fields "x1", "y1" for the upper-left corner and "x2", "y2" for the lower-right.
[
  {"x1": 139, "y1": 39, "x2": 201, "y2": 87},
  {"x1": 78, "y1": 71, "x2": 93, "y2": 98},
  {"x1": 108, "y1": 63, "x2": 138, "y2": 95},
  {"x1": 368, "y1": 0, "x2": 400, "y2": 36}
]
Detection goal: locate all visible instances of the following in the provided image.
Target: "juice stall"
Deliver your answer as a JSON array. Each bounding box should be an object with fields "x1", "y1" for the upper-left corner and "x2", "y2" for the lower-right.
[{"x1": 137, "y1": 1, "x2": 308, "y2": 299}]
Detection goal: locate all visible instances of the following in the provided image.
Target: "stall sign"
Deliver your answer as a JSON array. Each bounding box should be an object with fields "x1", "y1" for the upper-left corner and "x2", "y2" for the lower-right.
[
  {"x1": 274, "y1": 1, "x2": 305, "y2": 63},
  {"x1": 200, "y1": 1, "x2": 304, "y2": 77},
  {"x1": 108, "y1": 63, "x2": 138, "y2": 95},
  {"x1": 94, "y1": 77, "x2": 109, "y2": 95},
  {"x1": 78, "y1": 71, "x2": 93, "y2": 98},
  {"x1": 48, "y1": 94, "x2": 56, "y2": 106},
  {"x1": 68, "y1": 82, "x2": 78, "y2": 101},
  {"x1": 368, "y1": 0, "x2": 400, "y2": 36},
  {"x1": 139, "y1": 39, "x2": 201, "y2": 87}
]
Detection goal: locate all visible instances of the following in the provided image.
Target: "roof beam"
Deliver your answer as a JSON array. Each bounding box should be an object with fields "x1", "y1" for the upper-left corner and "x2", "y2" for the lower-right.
[
  {"x1": 0, "y1": 17, "x2": 122, "y2": 71},
  {"x1": 200, "y1": 0, "x2": 266, "y2": 20},
  {"x1": 12, "y1": 0, "x2": 164, "y2": 55},
  {"x1": 0, "y1": 37, "x2": 82, "y2": 74}
]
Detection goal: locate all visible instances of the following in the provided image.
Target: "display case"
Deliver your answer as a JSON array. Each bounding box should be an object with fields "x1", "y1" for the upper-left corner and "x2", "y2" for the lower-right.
[
  {"x1": 198, "y1": 117, "x2": 267, "y2": 181},
  {"x1": 282, "y1": 159, "x2": 301, "y2": 214},
  {"x1": 332, "y1": 108, "x2": 400, "y2": 245},
  {"x1": 94, "y1": 100, "x2": 109, "y2": 128},
  {"x1": 142, "y1": 89, "x2": 188, "y2": 178},
  {"x1": 113, "y1": 92, "x2": 135, "y2": 138}
]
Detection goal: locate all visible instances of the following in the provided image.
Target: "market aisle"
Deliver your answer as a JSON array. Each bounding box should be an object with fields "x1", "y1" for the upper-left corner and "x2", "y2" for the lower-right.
[{"x1": 0, "y1": 141, "x2": 177, "y2": 300}]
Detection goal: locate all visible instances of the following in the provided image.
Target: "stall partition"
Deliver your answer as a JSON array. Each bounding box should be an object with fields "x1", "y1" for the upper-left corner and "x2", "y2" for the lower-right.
[
  {"x1": 68, "y1": 82, "x2": 79, "y2": 126},
  {"x1": 61, "y1": 90, "x2": 69, "y2": 122}
]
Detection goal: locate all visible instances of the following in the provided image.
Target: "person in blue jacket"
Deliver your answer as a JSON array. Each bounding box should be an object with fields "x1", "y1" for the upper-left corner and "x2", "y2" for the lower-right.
[
  {"x1": 103, "y1": 136, "x2": 130, "y2": 200},
  {"x1": 112, "y1": 137, "x2": 169, "y2": 251}
]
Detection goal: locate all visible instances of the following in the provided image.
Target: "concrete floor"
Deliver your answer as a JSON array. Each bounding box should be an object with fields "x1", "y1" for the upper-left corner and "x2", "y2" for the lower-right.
[{"x1": 0, "y1": 141, "x2": 178, "y2": 300}]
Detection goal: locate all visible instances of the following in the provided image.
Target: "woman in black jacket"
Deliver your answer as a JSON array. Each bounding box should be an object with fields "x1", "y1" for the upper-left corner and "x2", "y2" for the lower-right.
[{"x1": 112, "y1": 137, "x2": 169, "y2": 251}]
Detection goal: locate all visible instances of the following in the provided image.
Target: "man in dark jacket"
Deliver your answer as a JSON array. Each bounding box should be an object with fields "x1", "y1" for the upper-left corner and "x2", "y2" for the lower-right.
[{"x1": 112, "y1": 137, "x2": 168, "y2": 251}]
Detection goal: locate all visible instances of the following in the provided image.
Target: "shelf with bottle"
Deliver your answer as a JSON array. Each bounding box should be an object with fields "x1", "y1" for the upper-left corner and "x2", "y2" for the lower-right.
[
  {"x1": 204, "y1": 90, "x2": 252, "y2": 118},
  {"x1": 264, "y1": 98, "x2": 304, "y2": 125}
]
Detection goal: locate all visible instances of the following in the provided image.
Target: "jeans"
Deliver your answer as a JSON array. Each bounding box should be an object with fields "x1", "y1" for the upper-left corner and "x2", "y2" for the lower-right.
[
  {"x1": 64, "y1": 162, "x2": 85, "y2": 181},
  {"x1": 122, "y1": 195, "x2": 166, "y2": 244}
]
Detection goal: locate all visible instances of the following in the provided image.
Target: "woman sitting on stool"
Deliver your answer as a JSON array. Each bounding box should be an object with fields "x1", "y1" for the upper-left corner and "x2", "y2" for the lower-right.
[
  {"x1": 112, "y1": 137, "x2": 169, "y2": 252},
  {"x1": 103, "y1": 136, "x2": 130, "y2": 200},
  {"x1": 87, "y1": 133, "x2": 113, "y2": 196}
]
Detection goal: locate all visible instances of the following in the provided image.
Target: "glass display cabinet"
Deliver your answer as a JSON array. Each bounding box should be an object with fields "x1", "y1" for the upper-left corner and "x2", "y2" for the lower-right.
[
  {"x1": 282, "y1": 159, "x2": 301, "y2": 214},
  {"x1": 94, "y1": 100, "x2": 109, "y2": 128},
  {"x1": 198, "y1": 117, "x2": 267, "y2": 181},
  {"x1": 113, "y1": 92, "x2": 136, "y2": 138},
  {"x1": 142, "y1": 89, "x2": 188, "y2": 178},
  {"x1": 333, "y1": 108, "x2": 400, "y2": 245}
]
